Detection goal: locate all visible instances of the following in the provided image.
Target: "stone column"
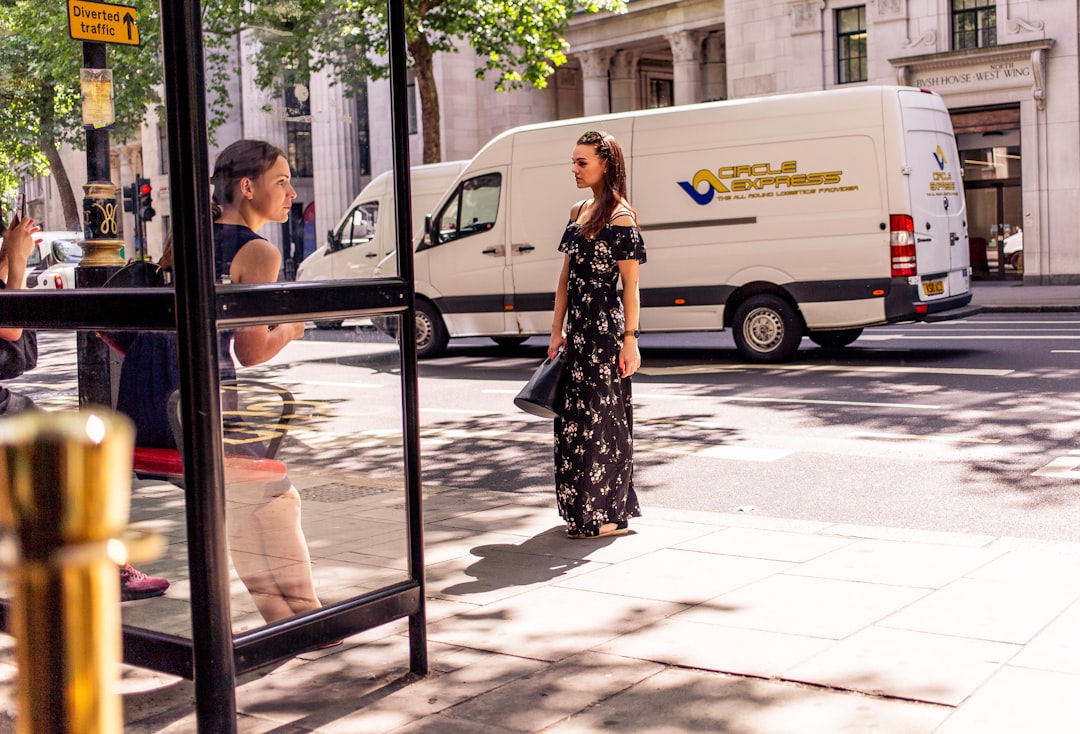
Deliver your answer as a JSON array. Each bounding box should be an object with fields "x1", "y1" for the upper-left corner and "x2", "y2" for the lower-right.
[
  {"x1": 609, "y1": 50, "x2": 640, "y2": 113},
  {"x1": 311, "y1": 65, "x2": 360, "y2": 244},
  {"x1": 702, "y1": 33, "x2": 727, "y2": 102},
  {"x1": 579, "y1": 49, "x2": 613, "y2": 117},
  {"x1": 666, "y1": 30, "x2": 703, "y2": 106},
  {"x1": 238, "y1": 30, "x2": 287, "y2": 150}
]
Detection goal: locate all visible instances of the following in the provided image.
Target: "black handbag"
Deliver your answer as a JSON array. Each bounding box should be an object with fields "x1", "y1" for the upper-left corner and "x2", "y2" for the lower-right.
[
  {"x1": 0, "y1": 330, "x2": 37, "y2": 380},
  {"x1": 514, "y1": 352, "x2": 566, "y2": 419}
]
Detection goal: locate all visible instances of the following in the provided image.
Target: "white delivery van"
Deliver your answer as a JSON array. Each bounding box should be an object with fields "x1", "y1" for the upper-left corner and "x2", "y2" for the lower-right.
[
  {"x1": 402, "y1": 86, "x2": 979, "y2": 360},
  {"x1": 296, "y1": 160, "x2": 467, "y2": 325}
]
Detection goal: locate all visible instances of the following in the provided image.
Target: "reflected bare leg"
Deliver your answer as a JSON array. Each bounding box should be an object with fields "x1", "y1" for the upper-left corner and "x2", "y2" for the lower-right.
[{"x1": 228, "y1": 477, "x2": 321, "y2": 623}]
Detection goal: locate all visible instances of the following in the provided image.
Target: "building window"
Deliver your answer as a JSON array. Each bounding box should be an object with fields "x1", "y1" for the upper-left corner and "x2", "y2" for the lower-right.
[
  {"x1": 836, "y1": 6, "x2": 867, "y2": 84},
  {"x1": 284, "y1": 72, "x2": 313, "y2": 177},
  {"x1": 355, "y1": 85, "x2": 371, "y2": 177},
  {"x1": 407, "y1": 70, "x2": 418, "y2": 135},
  {"x1": 952, "y1": 0, "x2": 996, "y2": 50},
  {"x1": 648, "y1": 78, "x2": 674, "y2": 108},
  {"x1": 157, "y1": 123, "x2": 169, "y2": 175},
  {"x1": 286, "y1": 122, "x2": 313, "y2": 177}
]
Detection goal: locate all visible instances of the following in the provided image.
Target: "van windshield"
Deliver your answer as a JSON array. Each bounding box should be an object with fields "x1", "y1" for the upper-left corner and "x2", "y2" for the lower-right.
[
  {"x1": 432, "y1": 173, "x2": 501, "y2": 246},
  {"x1": 337, "y1": 202, "x2": 378, "y2": 249}
]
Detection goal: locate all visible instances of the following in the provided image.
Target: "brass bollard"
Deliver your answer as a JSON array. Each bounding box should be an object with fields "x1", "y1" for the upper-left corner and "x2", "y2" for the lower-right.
[{"x1": 0, "y1": 411, "x2": 137, "y2": 734}]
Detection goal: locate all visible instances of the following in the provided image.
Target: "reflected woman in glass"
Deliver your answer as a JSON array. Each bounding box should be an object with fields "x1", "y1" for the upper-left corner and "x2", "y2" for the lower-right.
[
  {"x1": 210, "y1": 139, "x2": 321, "y2": 622},
  {"x1": 117, "y1": 140, "x2": 321, "y2": 624}
]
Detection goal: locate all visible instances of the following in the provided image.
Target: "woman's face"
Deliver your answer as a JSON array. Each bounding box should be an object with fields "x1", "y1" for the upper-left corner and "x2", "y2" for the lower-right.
[
  {"x1": 571, "y1": 144, "x2": 607, "y2": 192},
  {"x1": 244, "y1": 155, "x2": 296, "y2": 223}
]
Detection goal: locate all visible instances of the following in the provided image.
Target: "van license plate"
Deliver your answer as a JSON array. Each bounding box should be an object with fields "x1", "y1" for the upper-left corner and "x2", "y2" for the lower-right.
[{"x1": 922, "y1": 280, "x2": 945, "y2": 296}]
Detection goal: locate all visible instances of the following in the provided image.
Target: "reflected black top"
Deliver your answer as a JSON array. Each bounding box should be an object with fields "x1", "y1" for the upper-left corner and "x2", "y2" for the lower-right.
[
  {"x1": 214, "y1": 223, "x2": 263, "y2": 284},
  {"x1": 116, "y1": 223, "x2": 269, "y2": 450}
]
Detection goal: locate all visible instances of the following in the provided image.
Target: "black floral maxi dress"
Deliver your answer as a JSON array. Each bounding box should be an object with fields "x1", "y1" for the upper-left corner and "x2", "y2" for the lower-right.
[{"x1": 555, "y1": 218, "x2": 647, "y2": 536}]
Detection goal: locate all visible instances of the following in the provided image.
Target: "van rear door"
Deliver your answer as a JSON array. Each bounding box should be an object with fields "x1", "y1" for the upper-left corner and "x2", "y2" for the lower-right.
[{"x1": 898, "y1": 89, "x2": 970, "y2": 301}]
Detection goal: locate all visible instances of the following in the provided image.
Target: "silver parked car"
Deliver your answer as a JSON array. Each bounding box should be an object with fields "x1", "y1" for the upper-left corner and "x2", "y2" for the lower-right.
[{"x1": 25, "y1": 231, "x2": 84, "y2": 289}]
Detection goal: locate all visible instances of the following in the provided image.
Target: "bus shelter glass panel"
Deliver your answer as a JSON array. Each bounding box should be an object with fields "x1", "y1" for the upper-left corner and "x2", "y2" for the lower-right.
[
  {"x1": 0, "y1": 323, "x2": 411, "y2": 640},
  {"x1": 219, "y1": 319, "x2": 409, "y2": 630},
  {"x1": 105, "y1": 317, "x2": 409, "y2": 637}
]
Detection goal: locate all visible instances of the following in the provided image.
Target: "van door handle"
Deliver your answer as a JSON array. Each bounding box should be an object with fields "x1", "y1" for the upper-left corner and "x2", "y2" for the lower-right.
[
  {"x1": 482, "y1": 246, "x2": 506, "y2": 257},
  {"x1": 949, "y1": 233, "x2": 959, "y2": 246},
  {"x1": 365, "y1": 252, "x2": 379, "y2": 258},
  {"x1": 514, "y1": 244, "x2": 535, "y2": 253}
]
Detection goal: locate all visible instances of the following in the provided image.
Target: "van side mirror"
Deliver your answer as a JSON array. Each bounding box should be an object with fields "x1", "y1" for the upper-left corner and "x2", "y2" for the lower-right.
[
  {"x1": 327, "y1": 228, "x2": 341, "y2": 251},
  {"x1": 422, "y1": 214, "x2": 434, "y2": 248}
]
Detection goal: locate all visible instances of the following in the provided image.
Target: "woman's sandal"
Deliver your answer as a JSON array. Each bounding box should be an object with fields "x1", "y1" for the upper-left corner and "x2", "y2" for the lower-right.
[{"x1": 568, "y1": 520, "x2": 629, "y2": 539}]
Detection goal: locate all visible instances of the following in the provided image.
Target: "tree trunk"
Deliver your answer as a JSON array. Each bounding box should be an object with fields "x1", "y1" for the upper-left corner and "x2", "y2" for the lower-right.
[
  {"x1": 408, "y1": 34, "x2": 441, "y2": 165},
  {"x1": 40, "y1": 137, "x2": 81, "y2": 231}
]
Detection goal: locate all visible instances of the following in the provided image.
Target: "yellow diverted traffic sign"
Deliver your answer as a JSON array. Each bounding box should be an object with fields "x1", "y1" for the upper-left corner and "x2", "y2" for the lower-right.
[{"x1": 68, "y1": 0, "x2": 140, "y2": 46}]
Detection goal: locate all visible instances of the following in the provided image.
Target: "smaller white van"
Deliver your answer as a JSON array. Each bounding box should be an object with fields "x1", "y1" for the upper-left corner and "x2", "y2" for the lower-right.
[{"x1": 296, "y1": 160, "x2": 467, "y2": 325}]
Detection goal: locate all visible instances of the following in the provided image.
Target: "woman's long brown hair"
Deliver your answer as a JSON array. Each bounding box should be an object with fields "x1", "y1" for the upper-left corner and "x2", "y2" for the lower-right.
[{"x1": 577, "y1": 130, "x2": 633, "y2": 240}]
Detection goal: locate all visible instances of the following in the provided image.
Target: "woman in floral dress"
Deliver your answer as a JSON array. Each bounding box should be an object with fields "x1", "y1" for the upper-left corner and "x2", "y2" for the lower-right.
[{"x1": 548, "y1": 130, "x2": 647, "y2": 539}]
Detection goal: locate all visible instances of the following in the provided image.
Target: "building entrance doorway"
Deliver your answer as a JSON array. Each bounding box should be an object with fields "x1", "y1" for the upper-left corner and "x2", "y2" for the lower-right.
[
  {"x1": 965, "y1": 180, "x2": 1022, "y2": 278},
  {"x1": 952, "y1": 106, "x2": 1022, "y2": 280}
]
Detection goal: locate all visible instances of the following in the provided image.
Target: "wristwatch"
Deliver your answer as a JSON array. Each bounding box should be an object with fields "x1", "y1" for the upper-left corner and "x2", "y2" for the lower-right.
[{"x1": 624, "y1": 329, "x2": 640, "y2": 338}]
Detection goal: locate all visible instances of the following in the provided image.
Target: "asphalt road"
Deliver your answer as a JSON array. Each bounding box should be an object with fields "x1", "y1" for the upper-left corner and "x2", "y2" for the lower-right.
[
  {"x1": 11, "y1": 312, "x2": 1080, "y2": 543},
  {"x1": 405, "y1": 312, "x2": 1080, "y2": 543}
]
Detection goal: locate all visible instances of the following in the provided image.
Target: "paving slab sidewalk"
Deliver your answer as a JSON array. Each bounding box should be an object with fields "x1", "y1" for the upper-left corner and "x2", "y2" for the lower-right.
[{"x1": 77, "y1": 484, "x2": 1080, "y2": 733}]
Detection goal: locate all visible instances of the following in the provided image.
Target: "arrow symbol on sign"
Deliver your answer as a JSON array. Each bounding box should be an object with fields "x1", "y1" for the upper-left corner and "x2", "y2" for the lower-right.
[{"x1": 123, "y1": 11, "x2": 135, "y2": 40}]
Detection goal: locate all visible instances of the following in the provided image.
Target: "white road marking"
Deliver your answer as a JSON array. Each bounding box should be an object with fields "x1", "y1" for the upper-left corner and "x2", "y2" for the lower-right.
[
  {"x1": 279, "y1": 379, "x2": 383, "y2": 389},
  {"x1": 848, "y1": 431, "x2": 1001, "y2": 445},
  {"x1": 493, "y1": 387, "x2": 941, "y2": 409},
  {"x1": 291, "y1": 423, "x2": 795, "y2": 462},
  {"x1": 1033, "y1": 451, "x2": 1080, "y2": 479},
  {"x1": 696, "y1": 445, "x2": 792, "y2": 462},
  {"x1": 860, "y1": 334, "x2": 1080, "y2": 340},
  {"x1": 882, "y1": 319, "x2": 1080, "y2": 326},
  {"x1": 639, "y1": 363, "x2": 1013, "y2": 377},
  {"x1": 715, "y1": 396, "x2": 942, "y2": 410}
]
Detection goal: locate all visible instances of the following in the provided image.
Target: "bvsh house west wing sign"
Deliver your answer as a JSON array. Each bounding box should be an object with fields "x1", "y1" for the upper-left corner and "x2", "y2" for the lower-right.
[{"x1": 890, "y1": 39, "x2": 1054, "y2": 110}]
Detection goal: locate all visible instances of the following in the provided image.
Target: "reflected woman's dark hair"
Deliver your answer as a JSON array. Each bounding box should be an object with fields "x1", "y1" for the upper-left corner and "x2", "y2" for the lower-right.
[
  {"x1": 576, "y1": 130, "x2": 630, "y2": 240},
  {"x1": 210, "y1": 139, "x2": 287, "y2": 220}
]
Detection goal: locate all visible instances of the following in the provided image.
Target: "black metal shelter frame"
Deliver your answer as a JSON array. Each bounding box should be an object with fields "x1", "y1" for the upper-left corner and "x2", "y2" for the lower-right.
[{"x1": 0, "y1": 1, "x2": 426, "y2": 730}]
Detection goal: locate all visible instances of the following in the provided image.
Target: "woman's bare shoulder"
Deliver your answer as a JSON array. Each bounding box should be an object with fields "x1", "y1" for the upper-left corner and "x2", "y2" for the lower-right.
[
  {"x1": 570, "y1": 198, "x2": 590, "y2": 220},
  {"x1": 232, "y1": 238, "x2": 282, "y2": 283},
  {"x1": 609, "y1": 200, "x2": 638, "y2": 227}
]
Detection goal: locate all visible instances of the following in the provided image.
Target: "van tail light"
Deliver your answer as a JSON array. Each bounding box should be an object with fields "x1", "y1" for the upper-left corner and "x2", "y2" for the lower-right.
[
  {"x1": 53, "y1": 274, "x2": 64, "y2": 289},
  {"x1": 890, "y1": 214, "x2": 916, "y2": 277}
]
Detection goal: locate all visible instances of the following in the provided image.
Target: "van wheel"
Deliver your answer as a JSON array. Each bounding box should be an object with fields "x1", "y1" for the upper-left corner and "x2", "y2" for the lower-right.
[
  {"x1": 808, "y1": 328, "x2": 863, "y2": 349},
  {"x1": 732, "y1": 295, "x2": 803, "y2": 362},
  {"x1": 315, "y1": 320, "x2": 344, "y2": 330},
  {"x1": 492, "y1": 336, "x2": 528, "y2": 349},
  {"x1": 415, "y1": 300, "x2": 449, "y2": 358}
]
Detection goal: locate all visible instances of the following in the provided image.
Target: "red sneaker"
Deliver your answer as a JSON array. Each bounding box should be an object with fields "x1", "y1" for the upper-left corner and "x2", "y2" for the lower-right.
[{"x1": 120, "y1": 564, "x2": 170, "y2": 601}]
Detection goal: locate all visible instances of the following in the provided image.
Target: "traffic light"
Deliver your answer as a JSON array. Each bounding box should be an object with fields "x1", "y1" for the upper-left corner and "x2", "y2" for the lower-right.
[
  {"x1": 138, "y1": 177, "x2": 156, "y2": 222},
  {"x1": 123, "y1": 182, "x2": 138, "y2": 214}
]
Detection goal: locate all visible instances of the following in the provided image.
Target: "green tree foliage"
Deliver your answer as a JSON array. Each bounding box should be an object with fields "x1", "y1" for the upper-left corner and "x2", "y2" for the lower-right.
[
  {"x1": 0, "y1": 1, "x2": 163, "y2": 228},
  {"x1": 226, "y1": 0, "x2": 627, "y2": 164},
  {"x1": 0, "y1": 2, "x2": 241, "y2": 229}
]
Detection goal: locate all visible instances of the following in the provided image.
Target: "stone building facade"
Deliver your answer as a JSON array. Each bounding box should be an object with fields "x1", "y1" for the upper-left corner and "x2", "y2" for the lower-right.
[{"x1": 27, "y1": 0, "x2": 1079, "y2": 283}]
